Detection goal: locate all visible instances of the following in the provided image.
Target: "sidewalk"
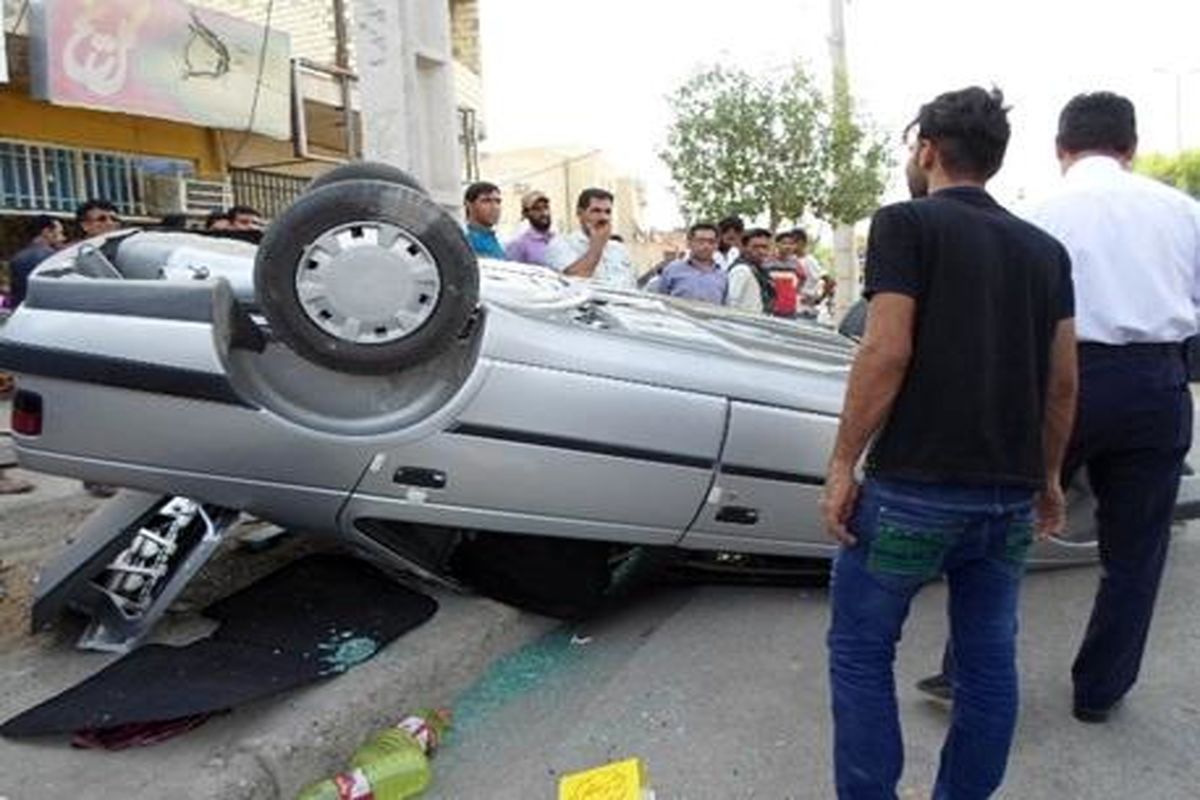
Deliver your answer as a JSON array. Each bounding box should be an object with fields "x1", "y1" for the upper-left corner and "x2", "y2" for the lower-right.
[
  {"x1": 0, "y1": 586, "x2": 556, "y2": 799},
  {"x1": 0, "y1": 497, "x2": 558, "y2": 798},
  {"x1": 0, "y1": 450, "x2": 107, "y2": 650}
]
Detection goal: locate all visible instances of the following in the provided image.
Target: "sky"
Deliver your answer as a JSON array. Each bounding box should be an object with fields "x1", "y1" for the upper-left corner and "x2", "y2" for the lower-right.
[{"x1": 479, "y1": 0, "x2": 1200, "y2": 230}]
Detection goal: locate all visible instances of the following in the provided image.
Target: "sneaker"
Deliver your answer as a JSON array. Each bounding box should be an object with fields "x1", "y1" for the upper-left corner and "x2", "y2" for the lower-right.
[{"x1": 915, "y1": 673, "x2": 954, "y2": 702}]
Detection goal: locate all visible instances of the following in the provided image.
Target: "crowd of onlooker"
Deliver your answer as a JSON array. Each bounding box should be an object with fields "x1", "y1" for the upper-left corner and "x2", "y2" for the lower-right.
[
  {"x1": 461, "y1": 180, "x2": 836, "y2": 320},
  {"x1": 1, "y1": 201, "x2": 266, "y2": 312},
  {"x1": 0, "y1": 199, "x2": 265, "y2": 495},
  {"x1": 1, "y1": 200, "x2": 123, "y2": 311}
]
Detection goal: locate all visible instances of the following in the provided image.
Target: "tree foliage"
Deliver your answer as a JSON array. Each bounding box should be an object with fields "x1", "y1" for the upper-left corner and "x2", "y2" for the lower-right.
[
  {"x1": 814, "y1": 79, "x2": 891, "y2": 226},
  {"x1": 1135, "y1": 150, "x2": 1200, "y2": 199},
  {"x1": 660, "y1": 63, "x2": 891, "y2": 228}
]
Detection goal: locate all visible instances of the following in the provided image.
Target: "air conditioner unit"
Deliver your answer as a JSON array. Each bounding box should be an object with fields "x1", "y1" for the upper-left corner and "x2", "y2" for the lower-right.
[
  {"x1": 141, "y1": 176, "x2": 232, "y2": 217},
  {"x1": 142, "y1": 175, "x2": 187, "y2": 216},
  {"x1": 184, "y1": 179, "x2": 232, "y2": 215}
]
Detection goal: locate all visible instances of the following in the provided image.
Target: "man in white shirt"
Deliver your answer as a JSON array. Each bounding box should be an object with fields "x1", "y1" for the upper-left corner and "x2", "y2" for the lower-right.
[
  {"x1": 726, "y1": 227, "x2": 775, "y2": 313},
  {"x1": 1033, "y1": 92, "x2": 1200, "y2": 724},
  {"x1": 714, "y1": 215, "x2": 744, "y2": 272},
  {"x1": 916, "y1": 91, "x2": 1200, "y2": 725},
  {"x1": 543, "y1": 188, "x2": 638, "y2": 291}
]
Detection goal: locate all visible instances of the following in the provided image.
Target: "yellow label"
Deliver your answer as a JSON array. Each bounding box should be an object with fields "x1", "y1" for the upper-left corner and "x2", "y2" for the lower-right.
[{"x1": 558, "y1": 758, "x2": 647, "y2": 800}]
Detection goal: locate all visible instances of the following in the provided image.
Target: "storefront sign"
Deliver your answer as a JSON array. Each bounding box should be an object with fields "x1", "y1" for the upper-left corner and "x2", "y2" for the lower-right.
[{"x1": 31, "y1": 0, "x2": 292, "y2": 139}]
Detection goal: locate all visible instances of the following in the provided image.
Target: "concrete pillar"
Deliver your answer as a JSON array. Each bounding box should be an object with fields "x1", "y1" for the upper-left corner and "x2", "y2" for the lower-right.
[{"x1": 352, "y1": 0, "x2": 462, "y2": 213}]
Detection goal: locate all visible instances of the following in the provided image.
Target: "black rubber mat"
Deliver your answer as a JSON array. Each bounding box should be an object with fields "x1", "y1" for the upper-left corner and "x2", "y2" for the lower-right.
[{"x1": 2, "y1": 555, "x2": 437, "y2": 737}]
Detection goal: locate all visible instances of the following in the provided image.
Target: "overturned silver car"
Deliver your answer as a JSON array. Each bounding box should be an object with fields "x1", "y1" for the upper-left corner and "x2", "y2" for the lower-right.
[{"x1": 2, "y1": 164, "x2": 1189, "y2": 652}]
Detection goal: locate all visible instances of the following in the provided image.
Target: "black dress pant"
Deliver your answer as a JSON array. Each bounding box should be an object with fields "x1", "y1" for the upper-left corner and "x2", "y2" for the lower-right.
[{"x1": 1068, "y1": 343, "x2": 1192, "y2": 710}]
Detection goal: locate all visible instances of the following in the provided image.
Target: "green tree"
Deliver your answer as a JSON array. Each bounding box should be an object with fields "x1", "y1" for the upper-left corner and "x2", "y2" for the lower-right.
[
  {"x1": 814, "y1": 79, "x2": 891, "y2": 225},
  {"x1": 1135, "y1": 150, "x2": 1200, "y2": 199},
  {"x1": 660, "y1": 63, "x2": 890, "y2": 229}
]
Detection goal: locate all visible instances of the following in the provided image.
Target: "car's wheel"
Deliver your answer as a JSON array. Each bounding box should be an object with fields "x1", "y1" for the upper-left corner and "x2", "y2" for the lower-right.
[
  {"x1": 255, "y1": 179, "x2": 478, "y2": 374},
  {"x1": 449, "y1": 533, "x2": 671, "y2": 619},
  {"x1": 306, "y1": 161, "x2": 427, "y2": 195}
]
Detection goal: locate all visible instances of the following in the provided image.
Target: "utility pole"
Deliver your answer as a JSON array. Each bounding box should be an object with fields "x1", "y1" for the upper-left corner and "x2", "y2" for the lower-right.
[
  {"x1": 1173, "y1": 71, "x2": 1183, "y2": 153},
  {"x1": 827, "y1": 0, "x2": 857, "y2": 319},
  {"x1": 1154, "y1": 67, "x2": 1200, "y2": 153}
]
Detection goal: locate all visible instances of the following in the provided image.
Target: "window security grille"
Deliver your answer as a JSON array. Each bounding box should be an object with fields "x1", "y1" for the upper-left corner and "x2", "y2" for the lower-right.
[
  {"x1": 229, "y1": 168, "x2": 308, "y2": 221},
  {"x1": 0, "y1": 140, "x2": 190, "y2": 217}
]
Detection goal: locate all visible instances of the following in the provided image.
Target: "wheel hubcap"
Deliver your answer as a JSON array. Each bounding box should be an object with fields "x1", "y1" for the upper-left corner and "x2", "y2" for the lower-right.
[{"x1": 295, "y1": 221, "x2": 441, "y2": 344}]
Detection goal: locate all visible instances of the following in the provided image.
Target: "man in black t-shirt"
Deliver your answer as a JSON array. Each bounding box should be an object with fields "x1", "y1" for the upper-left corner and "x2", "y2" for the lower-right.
[{"x1": 821, "y1": 87, "x2": 1078, "y2": 799}]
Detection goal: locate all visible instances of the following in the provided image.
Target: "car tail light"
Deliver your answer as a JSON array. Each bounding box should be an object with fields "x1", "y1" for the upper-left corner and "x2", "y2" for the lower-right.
[{"x1": 12, "y1": 389, "x2": 42, "y2": 436}]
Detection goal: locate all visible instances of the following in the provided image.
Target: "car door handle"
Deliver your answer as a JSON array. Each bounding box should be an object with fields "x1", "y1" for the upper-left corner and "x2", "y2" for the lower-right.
[
  {"x1": 393, "y1": 467, "x2": 447, "y2": 489},
  {"x1": 715, "y1": 506, "x2": 759, "y2": 525}
]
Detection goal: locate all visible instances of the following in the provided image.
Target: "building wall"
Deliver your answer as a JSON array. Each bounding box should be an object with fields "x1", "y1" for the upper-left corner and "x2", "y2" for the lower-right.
[
  {"x1": 3, "y1": 0, "x2": 27, "y2": 34},
  {"x1": 481, "y1": 147, "x2": 648, "y2": 246},
  {"x1": 194, "y1": 0, "x2": 342, "y2": 65},
  {"x1": 199, "y1": 0, "x2": 484, "y2": 184},
  {"x1": 454, "y1": 61, "x2": 484, "y2": 119},
  {"x1": 0, "y1": 87, "x2": 225, "y2": 178},
  {"x1": 450, "y1": 0, "x2": 481, "y2": 75},
  {"x1": 0, "y1": 0, "x2": 487, "y2": 205},
  {"x1": 198, "y1": 0, "x2": 484, "y2": 110}
]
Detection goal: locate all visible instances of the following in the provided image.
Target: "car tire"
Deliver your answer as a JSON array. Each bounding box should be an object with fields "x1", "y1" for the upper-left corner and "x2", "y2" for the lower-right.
[
  {"x1": 255, "y1": 179, "x2": 478, "y2": 374},
  {"x1": 306, "y1": 161, "x2": 427, "y2": 195},
  {"x1": 449, "y1": 534, "x2": 670, "y2": 620}
]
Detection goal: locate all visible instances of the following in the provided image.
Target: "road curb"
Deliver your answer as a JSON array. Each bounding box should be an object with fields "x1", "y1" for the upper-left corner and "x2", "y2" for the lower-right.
[{"x1": 236, "y1": 592, "x2": 559, "y2": 799}]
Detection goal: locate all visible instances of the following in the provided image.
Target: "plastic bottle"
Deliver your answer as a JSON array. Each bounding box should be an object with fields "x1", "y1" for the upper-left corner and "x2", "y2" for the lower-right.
[{"x1": 296, "y1": 709, "x2": 451, "y2": 800}]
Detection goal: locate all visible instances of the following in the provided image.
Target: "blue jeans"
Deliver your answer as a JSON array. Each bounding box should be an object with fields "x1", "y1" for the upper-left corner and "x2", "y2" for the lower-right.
[{"x1": 827, "y1": 477, "x2": 1035, "y2": 800}]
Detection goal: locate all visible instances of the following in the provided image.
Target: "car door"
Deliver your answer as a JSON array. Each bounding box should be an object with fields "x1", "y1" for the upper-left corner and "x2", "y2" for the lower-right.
[
  {"x1": 682, "y1": 400, "x2": 838, "y2": 557},
  {"x1": 346, "y1": 360, "x2": 726, "y2": 545}
]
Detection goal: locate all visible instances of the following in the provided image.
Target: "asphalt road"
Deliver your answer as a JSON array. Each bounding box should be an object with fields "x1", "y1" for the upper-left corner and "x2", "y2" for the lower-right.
[{"x1": 428, "y1": 525, "x2": 1200, "y2": 800}]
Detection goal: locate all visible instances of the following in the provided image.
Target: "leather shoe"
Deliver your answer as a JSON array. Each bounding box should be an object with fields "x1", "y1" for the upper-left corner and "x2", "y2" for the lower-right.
[{"x1": 1072, "y1": 701, "x2": 1119, "y2": 724}]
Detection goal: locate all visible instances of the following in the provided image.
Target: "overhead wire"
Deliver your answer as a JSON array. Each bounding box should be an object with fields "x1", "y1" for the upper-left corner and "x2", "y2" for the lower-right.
[
  {"x1": 226, "y1": 0, "x2": 278, "y2": 164},
  {"x1": 8, "y1": 0, "x2": 29, "y2": 33}
]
